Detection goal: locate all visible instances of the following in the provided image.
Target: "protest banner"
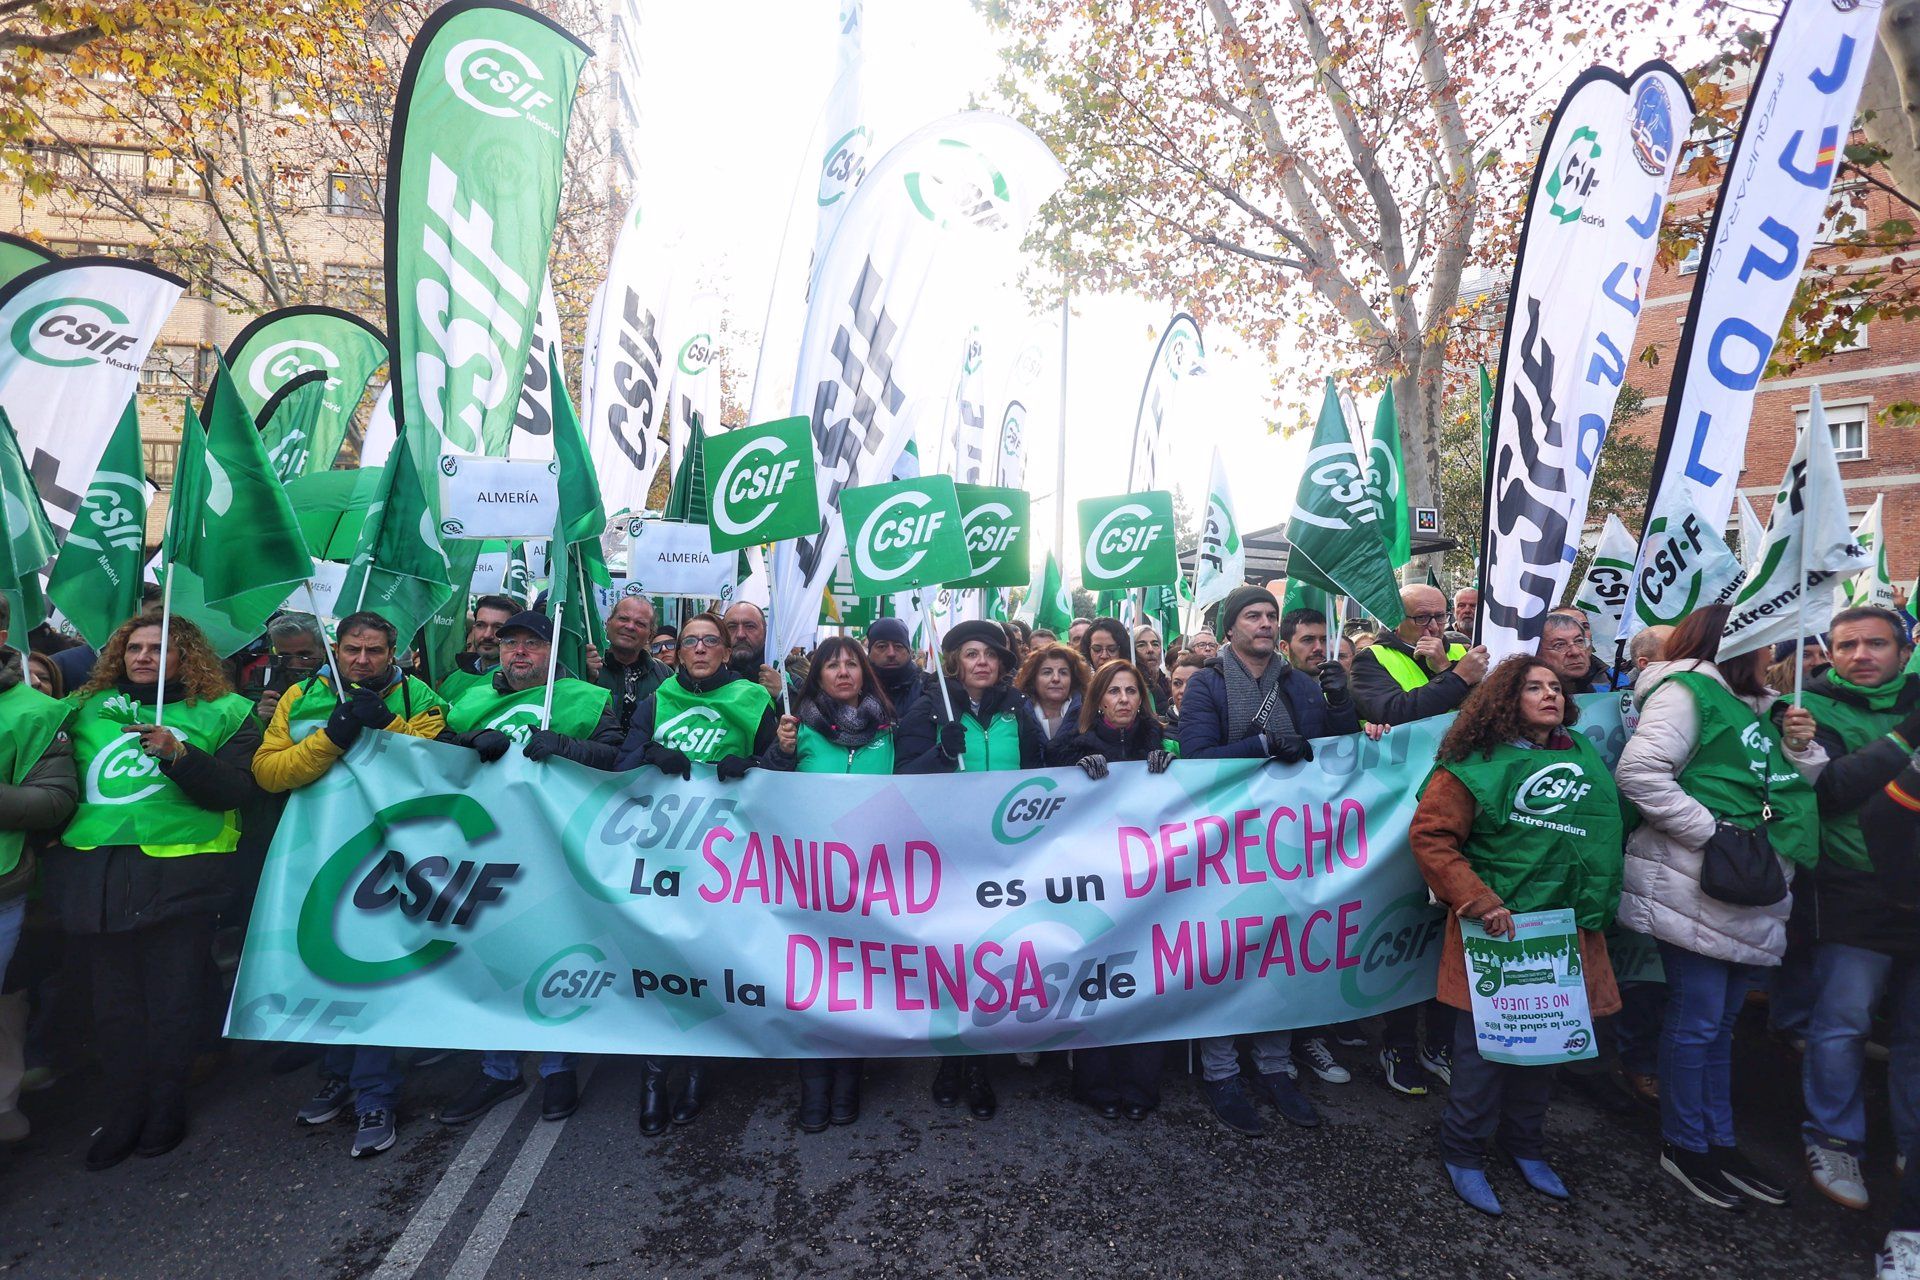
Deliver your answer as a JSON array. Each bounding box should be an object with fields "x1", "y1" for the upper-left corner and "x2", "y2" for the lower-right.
[
  {"x1": 1460, "y1": 908, "x2": 1598, "y2": 1067},
  {"x1": 625, "y1": 519, "x2": 736, "y2": 598},
  {"x1": 228, "y1": 695, "x2": 1627, "y2": 1058}
]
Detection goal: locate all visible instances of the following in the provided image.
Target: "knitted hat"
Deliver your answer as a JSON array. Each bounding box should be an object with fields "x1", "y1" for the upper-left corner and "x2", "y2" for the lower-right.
[
  {"x1": 867, "y1": 616, "x2": 912, "y2": 649},
  {"x1": 1219, "y1": 584, "x2": 1279, "y2": 637}
]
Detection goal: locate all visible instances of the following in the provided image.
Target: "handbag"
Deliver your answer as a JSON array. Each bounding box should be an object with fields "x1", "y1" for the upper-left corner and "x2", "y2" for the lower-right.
[{"x1": 1698, "y1": 746, "x2": 1789, "y2": 907}]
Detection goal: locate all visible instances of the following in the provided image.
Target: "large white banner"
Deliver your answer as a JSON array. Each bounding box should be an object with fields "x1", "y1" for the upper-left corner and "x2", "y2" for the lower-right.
[
  {"x1": 1477, "y1": 62, "x2": 1690, "y2": 660},
  {"x1": 508, "y1": 275, "x2": 562, "y2": 462},
  {"x1": 1127, "y1": 313, "x2": 1205, "y2": 492},
  {"x1": 0, "y1": 257, "x2": 184, "y2": 536},
  {"x1": 1631, "y1": 0, "x2": 1882, "y2": 629},
  {"x1": 585, "y1": 198, "x2": 676, "y2": 517},
  {"x1": 988, "y1": 311, "x2": 1055, "y2": 492},
  {"x1": 668, "y1": 289, "x2": 722, "y2": 484},
  {"x1": 768, "y1": 112, "x2": 1063, "y2": 663}
]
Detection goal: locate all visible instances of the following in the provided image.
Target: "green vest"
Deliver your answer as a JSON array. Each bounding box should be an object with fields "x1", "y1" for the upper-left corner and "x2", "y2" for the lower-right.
[
  {"x1": 437, "y1": 667, "x2": 489, "y2": 704},
  {"x1": 0, "y1": 679, "x2": 71, "y2": 876},
  {"x1": 64, "y1": 689, "x2": 253, "y2": 857},
  {"x1": 1657, "y1": 671, "x2": 1819, "y2": 869},
  {"x1": 795, "y1": 723, "x2": 896, "y2": 774},
  {"x1": 960, "y1": 711, "x2": 1024, "y2": 773},
  {"x1": 1435, "y1": 736, "x2": 1624, "y2": 929},
  {"x1": 651, "y1": 677, "x2": 771, "y2": 763},
  {"x1": 287, "y1": 674, "x2": 450, "y2": 743},
  {"x1": 448, "y1": 677, "x2": 611, "y2": 743},
  {"x1": 1797, "y1": 675, "x2": 1917, "y2": 872},
  {"x1": 1372, "y1": 642, "x2": 1467, "y2": 692}
]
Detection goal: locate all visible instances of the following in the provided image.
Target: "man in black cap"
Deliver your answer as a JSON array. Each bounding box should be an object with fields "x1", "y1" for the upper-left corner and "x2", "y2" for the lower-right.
[
  {"x1": 865, "y1": 616, "x2": 927, "y2": 721},
  {"x1": 1175, "y1": 584, "x2": 1363, "y2": 1136}
]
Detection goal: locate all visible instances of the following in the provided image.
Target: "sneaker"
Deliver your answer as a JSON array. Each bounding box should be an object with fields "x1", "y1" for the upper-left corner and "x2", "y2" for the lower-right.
[
  {"x1": 1660, "y1": 1143, "x2": 1744, "y2": 1210},
  {"x1": 296, "y1": 1078, "x2": 352, "y2": 1126},
  {"x1": 0, "y1": 1107, "x2": 28, "y2": 1144},
  {"x1": 1199, "y1": 1075, "x2": 1265, "y2": 1136},
  {"x1": 1877, "y1": 1230, "x2": 1920, "y2": 1280},
  {"x1": 1806, "y1": 1139, "x2": 1870, "y2": 1210},
  {"x1": 19, "y1": 1065, "x2": 58, "y2": 1093},
  {"x1": 1299, "y1": 1037, "x2": 1351, "y2": 1085},
  {"x1": 437, "y1": 1072, "x2": 526, "y2": 1126},
  {"x1": 1419, "y1": 1042, "x2": 1453, "y2": 1086},
  {"x1": 350, "y1": 1108, "x2": 395, "y2": 1158},
  {"x1": 1248, "y1": 1069, "x2": 1322, "y2": 1128},
  {"x1": 1014, "y1": 1052, "x2": 1040, "y2": 1067},
  {"x1": 1869, "y1": 1039, "x2": 1892, "y2": 1064},
  {"x1": 1712, "y1": 1145, "x2": 1788, "y2": 1205},
  {"x1": 1379, "y1": 1048, "x2": 1431, "y2": 1097}
]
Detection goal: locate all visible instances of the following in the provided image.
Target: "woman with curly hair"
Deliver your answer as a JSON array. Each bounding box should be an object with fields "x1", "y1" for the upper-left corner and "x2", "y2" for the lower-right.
[
  {"x1": 1410, "y1": 655, "x2": 1626, "y2": 1216},
  {"x1": 45, "y1": 608, "x2": 263, "y2": 1170},
  {"x1": 1015, "y1": 642, "x2": 1090, "y2": 741}
]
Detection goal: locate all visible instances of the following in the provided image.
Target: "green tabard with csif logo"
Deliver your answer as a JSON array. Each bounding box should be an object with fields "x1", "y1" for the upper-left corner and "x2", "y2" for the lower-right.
[
  {"x1": 1655, "y1": 671, "x2": 1819, "y2": 867},
  {"x1": 0, "y1": 680, "x2": 71, "y2": 875},
  {"x1": 1433, "y1": 736, "x2": 1624, "y2": 929},
  {"x1": 651, "y1": 677, "x2": 771, "y2": 762},
  {"x1": 447, "y1": 678, "x2": 610, "y2": 744},
  {"x1": 64, "y1": 690, "x2": 254, "y2": 856}
]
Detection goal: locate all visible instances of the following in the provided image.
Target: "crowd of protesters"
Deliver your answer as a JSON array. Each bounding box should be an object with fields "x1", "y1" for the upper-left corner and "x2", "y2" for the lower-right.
[{"x1": 2, "y1": 577, "x2": 1919, "y2": 1273}]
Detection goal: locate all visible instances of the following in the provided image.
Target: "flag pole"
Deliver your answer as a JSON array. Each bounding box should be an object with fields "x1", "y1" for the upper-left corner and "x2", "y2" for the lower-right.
[
  {"x1": 766, "y1": 546, "x2": 790, "y2": 714},
  {"x1": 302, "y1": 581, "x2": 348, "y2": 701},
  {"x1": 153, "y1": 563, "x2": 175, "y2": 729},
  {"x1": 541, "y1": 592, "x2": 563, "y2": 730},
  {"x1": 1793, "y1": 396, "x2": 1817, "y2": 710},
  {"x1": 921, "y1": 588, "x2": 962, "y2": 772}
]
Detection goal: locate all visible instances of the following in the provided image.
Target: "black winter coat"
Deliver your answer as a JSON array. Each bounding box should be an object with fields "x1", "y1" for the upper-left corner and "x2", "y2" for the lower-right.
[{"x1": 895, "y1": 679, "x2": 1048, "y2": 773}]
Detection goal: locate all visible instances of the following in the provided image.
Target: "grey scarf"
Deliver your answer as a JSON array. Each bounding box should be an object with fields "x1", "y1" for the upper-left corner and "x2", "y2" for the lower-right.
[
  {"x1": 1219, "y1": 648, "x2": 1295, "y2": 742},
  {"x1": 796, "y1": 691, "x2": 888, "y2": 748}
]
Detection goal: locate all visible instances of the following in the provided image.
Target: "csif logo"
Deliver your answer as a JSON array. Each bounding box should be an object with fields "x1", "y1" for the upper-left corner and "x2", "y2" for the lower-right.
[
  {"x1": 1513, "y1": 762, "x2": 1592, "y2": 816},
  {"x1": 445, "y1": 38, "x2": 558, "y2": 133},
  {"x1": 249, "y1": 339, "x2": 342, "y2": 400},
  {"x1": 903, "y1": 139, "x2": 1013, "y2": 231},
  {"x1": 854, "y1": 489, "x2": 945, "y2": 585},
  {"x1": 64, "y1": 470, "x2": 146, "y2": 554},
  {"x1": 1084, "y1": 503, "x2": 1162, "y2": 580},
  {"x1": 817, "y1": 125, "x2": 872, "y2": 207},
  {"x1": 10, "y1": 296, "x2": 138, "y2": 369},
  {"x1": 656, "y1": 705, "x2": 727, "y2": 756},
  {"x1": 1290, "y1": 443, "x2": 1375, "y2": 531},
  {"x1": 677, "y1": 332, "x2": 714, "y2": 377},
  {"x1": 85, "y1": 727, "x2": 198, "y2": 805},
  {"x1": 1546, "y1": 124, "x2": 1602, "y2": 225},
  {"x1": 1740, "y1": 722, "x2": 1769, "y2": 756},
  {"x1": 525, "y1": 943, "x2": 617, "y2": 1026},
  {"x1": 712, "y1": 436, "x2": 801, "y2": 538},
  {"x1": 992, "y1": 776, "x2": 1064, "y2": 845},
  {"x1": 485, "y1": 704, "x2": 544, "y2": 747},
  {"x1": 963, "y1": 501, "x2": 1017, "y2": 576}
]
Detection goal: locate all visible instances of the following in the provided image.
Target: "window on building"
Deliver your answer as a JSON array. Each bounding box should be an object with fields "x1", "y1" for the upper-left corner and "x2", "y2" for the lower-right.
[
  {"x1": 611, "y1": 131, "x2": 635, "y2": 184},
  {"x1": 143, "y1": 438, "x2": 179, "y2": 489},
  {"x1": 1678, "y1": 239, "x2": 1703, "y2": 275},
  {"x1": 140, "y1": 344, "x2": 205, "y2": 395},
  {"x1": 324, "y1": 262, "x2": 382, "y2": 311},
  {"x1": 326, "y1": 172, "x2": 384, "y2": 219},
  {"x1": 1796, "y1": 399, "x2": 1869, "y2": 462},
  {"x1": 146, "y1": 153, "x2": 204, "y2": 198},
  {"x1": 1820, "y1": 182, "x2": 1870, "y2": 246},
  {"x1": 1683, "y1": 131, "x2": 1735, "y2": 168},
  {"x1": 90, "y1": 147, "x2": 148, "y2": 188},
  {"x1": 46, "y1": 238, "x2": 139, "y2": 259},
  {"x1": 271, "y1": 166, "x2": 308, "y2": 212},
  {"x1": 27, "y1": 142, "x2": 85, "y2": 181}
]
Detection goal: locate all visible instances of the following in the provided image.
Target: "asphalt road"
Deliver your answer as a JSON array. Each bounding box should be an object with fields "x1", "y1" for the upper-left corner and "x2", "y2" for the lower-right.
[{"x1": 0, "y1": 1011, "x2": 1890, "y2": 1279}]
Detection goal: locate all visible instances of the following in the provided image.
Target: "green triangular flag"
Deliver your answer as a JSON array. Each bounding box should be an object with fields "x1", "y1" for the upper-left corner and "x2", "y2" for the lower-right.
[
  {"x1": 1281, "y1": 576, "x2": 1329, "y2": 619},
  {"x1": 0, "y1": 406, "x2": 56, "y2": 631},
  {"x1": 1030, "y1": 551, "x2": 1072, "y2": 633},
  {"x1": 1284, "y1": 379, "x2": 1405, "y2": 628},
  {"x1": 547, "y1": 350, "x2": 610, "y2": 678},
  {"x1": 1365, "y1": 385, "x2": 1411, "y2": 570},
  {"x1": 338, "y1": 425, "x2": 455, "y2": 644},
  {"x1": 1478, "y1": 363, "x2": 1495, "y2": 485},
  {"x1": 49, "y1": 397, "x2": 149, "y2": 647},
  {"x1": 258, "y1": 371, "x2": 333, "y2": 481}
]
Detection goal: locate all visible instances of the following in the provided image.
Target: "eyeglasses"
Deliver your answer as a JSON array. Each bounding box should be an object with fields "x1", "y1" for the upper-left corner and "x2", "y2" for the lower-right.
[
  {"x1": 1406, "y1": 612, "x2": 1448, "y2": 626},
  {"x1": 680, "y1": 635, "x2": 726, "y2": 651},
  {"x1": 1542, "y1": 640, "x2": 1585, "y2": 655}
]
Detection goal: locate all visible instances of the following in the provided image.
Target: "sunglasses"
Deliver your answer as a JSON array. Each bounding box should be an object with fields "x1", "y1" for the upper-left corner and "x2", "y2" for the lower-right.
[{"x1": 650, "y1": 640, "x2": 676, "y2": 654}]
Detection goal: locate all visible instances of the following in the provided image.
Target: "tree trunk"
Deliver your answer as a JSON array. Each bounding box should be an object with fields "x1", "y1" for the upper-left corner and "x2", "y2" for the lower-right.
[{"x1": 1863, "y1": 5, "x2": 1920, "y2": 200}]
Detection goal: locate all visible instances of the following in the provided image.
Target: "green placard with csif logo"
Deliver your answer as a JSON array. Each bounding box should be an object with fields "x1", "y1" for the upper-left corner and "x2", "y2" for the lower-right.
[
  {"x1": 702, "y1": 415, "x2": 821, "y2": 553},
  {"x1": 1077, "y1": 491, "x2": 1177, "y2": 591},
  {"x1": 840, "y1": 475, "x2": 972, "y2": 595},
  {"x1": 950, "y1": 483, "x2": 1030, "y2": 589}
]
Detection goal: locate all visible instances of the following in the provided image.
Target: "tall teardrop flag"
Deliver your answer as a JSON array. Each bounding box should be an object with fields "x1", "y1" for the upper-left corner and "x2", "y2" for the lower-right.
[
  {"x1": 257, "y1": 369, "x2": 332, "y2": 481},
  {"x1": 0, "y1": 407, "x2": 55, "y2": 630},
  {"x1": 1364, "y1": 386, "x2": 1410, "y2": 570},
  {"x1": 1191, "y1": 447, "x2": 1244, "y2": 614},
  {"x1": 1840, "y1": 494, "x2": 1895, "y2": 610},
  {"x1": 1284, "y1": 379, "x2": 1405, "y2": 628},
  {"x1": 1737, "y1": 492, "x2": 1767, "y2": 572},
  {"x1": 48, "y1": 397, "x2": 148, "y2": 646},
  {"x1": 1570, "y1": 513, "x2": 1638, "y2": 654},
  {"x1": 224, "y1": 305, "x2": 387, "y2": 476}
]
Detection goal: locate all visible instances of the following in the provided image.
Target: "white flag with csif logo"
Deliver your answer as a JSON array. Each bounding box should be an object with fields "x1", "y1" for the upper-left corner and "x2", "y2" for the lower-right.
[
  {"x1": 1477, "y1": 60, "x2": 1692, "y2": 661},
  {"x1": 0, "y1": 256, "x2": 184, "y2": 538},
  {"x1": 586, "y1": 196, "x2": 677, "y2": 518},
  {"x1": 767, "y1": 111, "x2": 1063, "y2": 665},
  {"x1": 1570, "y1": 512, "x2": 1638, "y2": 654}
]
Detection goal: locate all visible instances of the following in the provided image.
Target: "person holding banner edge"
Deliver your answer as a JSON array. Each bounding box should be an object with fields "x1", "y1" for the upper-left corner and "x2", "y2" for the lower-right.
[
  {"x1": 1411, "y1": 655, "x2": 1625, "y2": 1215},
  {"x1": 47, "y1": 609, "x2": 262, "y2": 1171},
  {"x1": 762, "y1": 636, "x2": 903, "y2": 1131},
  {"x1": 896, "y1": 618, "x2": 1050, "y2": 1118},
  {"x1": 613, "y1": 610, "x2": 777, "y2": 1136},
  {"x1": 252, "y1": 610, "x2": 450, "y2": 1159}
]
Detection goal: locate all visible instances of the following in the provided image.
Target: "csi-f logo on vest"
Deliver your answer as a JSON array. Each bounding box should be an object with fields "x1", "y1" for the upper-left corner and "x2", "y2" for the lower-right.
[
  {"x1": 485, "y1": 704, "x2": 544, "y2": 747},
  {"x1": 952, "y1": 483, "x2": 1031, "y2": 589},
  {"x1": 840, "y1": 475, "x2": 972, "y2": 594},
  {"x1": 1513, "y1": 762, "x2": 1594, "y2": 817},
  {"x1": 657, "y1": 705, "x2": 728, "y2": 756},
  {"x1": 10, "y1": 296, "x2": 139, "y2": 369},
  {"x1": 1077, "y1": 491, "x2": 1178, "y2": 590},
  {"x1": 85, "y1": 727, "x2": 199, "y2": 804},
  {"x1": 702, "y1": 415, "x2": 820, "y2": 553},
  {"x1": 445, "y1": 38, "x2": 559, "y2": 134}
]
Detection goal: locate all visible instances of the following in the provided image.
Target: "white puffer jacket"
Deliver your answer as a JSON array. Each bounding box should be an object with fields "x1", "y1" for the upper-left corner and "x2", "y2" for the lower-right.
[{"x1": 1613, "y1": 659, "x2": 1827, "y2": 967}]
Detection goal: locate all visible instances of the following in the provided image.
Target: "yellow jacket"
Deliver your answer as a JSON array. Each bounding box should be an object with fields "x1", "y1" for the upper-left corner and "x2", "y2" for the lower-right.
[{"x1": 252, "y1": 678, "x2": 447, "y2": 794}]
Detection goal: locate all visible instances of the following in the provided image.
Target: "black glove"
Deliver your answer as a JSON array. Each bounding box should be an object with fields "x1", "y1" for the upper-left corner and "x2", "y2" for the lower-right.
[
  {"x1": 1077, "y1": 753, "x2": 1109, "y2": 781},
  {"x1": 715, "y1": 754, "x2": 755, "y2": 782},
  {"x1": 1896, "y1": 705, "x2": 1920, "y2": 748},
  {"x1": 643, "y1": 742, "x2": 693, "y2": 780},
  {"x1": 937, "y1": 722, "x2": 966, "y2": 761},
  {"x1": 1147, "y1": 749, "x2": 1175, "y2": 774},
  {"x1": 324, "y1": 703, "x2": 363, "y2": 751},
  {"x1": 1315, "y1": 660, "x2": 1352, "y2": 709},
  {"x1": 523, "y1": 729, "x2": 565, "y2": 763},
  {"x1": 469, "y1": 729, "x2": 512, "y2": 762},
  {"x1": 1266, "y1": 730, "x2": 1313, "y2": 764},
  {"x1": 349, "y1": 685, "x2": 393, "y2": 729}
]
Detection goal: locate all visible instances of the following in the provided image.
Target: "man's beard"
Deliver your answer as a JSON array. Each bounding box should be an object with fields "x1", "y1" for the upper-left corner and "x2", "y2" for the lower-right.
[{"x1": 728, "y1": 642, "x2": 763, "y2": 677}]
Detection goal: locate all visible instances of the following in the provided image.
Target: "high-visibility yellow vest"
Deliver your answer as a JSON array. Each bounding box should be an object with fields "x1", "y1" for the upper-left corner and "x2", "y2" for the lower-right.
[{"x1": 1369, "y1": 642, "x2": 1466, "y2": 692}]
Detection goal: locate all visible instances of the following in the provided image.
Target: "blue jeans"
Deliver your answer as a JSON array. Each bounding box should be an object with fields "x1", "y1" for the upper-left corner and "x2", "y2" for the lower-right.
[
  {"x1": 0, "y1": 896, "x2": 23, "y2": 988},
  {"x1": 1768, "y1": 943, "x2": 1818, "y2": 1041},
  {"x1": 482, "y1": 1051, "x2": 576, "y2": 1081},
  {"x1": 1802, "y1": 942, "x2": 1920, "y2": 1158},
  {"x1": 1657, "y1": 942, "x2": 1755, "y2": 1153},
  {"x1": 322, "y1": 1047, "x2": 403, "y2": 1115}
]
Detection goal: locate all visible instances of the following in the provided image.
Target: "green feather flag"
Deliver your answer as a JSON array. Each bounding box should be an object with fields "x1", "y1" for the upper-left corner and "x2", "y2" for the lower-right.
[{"x1": 1284, "y1": 379, "x2": 1405, "y2": 628}]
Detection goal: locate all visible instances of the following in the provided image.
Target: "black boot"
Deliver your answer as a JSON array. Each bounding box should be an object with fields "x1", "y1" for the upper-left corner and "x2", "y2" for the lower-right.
[
  {"x1": 638, "y1": 1058, "x2": 669, "y2": 1137},
  {"x1": 829, "y1": 1061, "x2": 861, "y2": 1126},
  {"x1": 797, "y1": 1064, "x2": 831, "y2": 1134},
  {"x1": 931, "y1": 1059, "x2": 962, "y2": 1107},
  {"x1": 671, "y1": 1061, "x2": 707, "y2": 1125},
  {"x1": 135, "y1": 1085, "x2": 188, "y2": 1158},
  {"x1": 963, "y1": 1062, "x2": 997, "y2": 1120},
  {"x1": 86, "y1": 1102, "x2": 146, "y2": 1172}
]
